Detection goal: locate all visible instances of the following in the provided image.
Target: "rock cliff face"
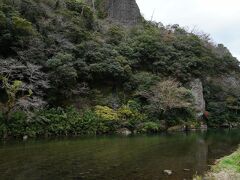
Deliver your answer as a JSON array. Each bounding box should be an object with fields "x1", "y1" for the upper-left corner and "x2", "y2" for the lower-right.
[
  {"x1": 86, "y1": 0, "x2": 142, "y2": 26},
  {"x1": 216, "y1": 74, "x2": 240, "y2": 90},
  {"x1": 189, "y1": 79, "x2": 206, "y2": 117},
  {"x1": 207, "y1": 74, "x2": 240, "y2": 95},
  {"x1": 105, "y1": 0, "x2": 141, "y2": 25}
]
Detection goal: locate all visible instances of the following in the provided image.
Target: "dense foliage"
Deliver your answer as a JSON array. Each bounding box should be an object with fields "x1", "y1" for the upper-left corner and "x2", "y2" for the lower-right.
[{"x1": 0, "y1": 0, "x2": 239, "y2": 138}]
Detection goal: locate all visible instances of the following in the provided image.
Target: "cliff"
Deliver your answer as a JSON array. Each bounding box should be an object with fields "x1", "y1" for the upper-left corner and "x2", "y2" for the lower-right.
[
  {"x1": 86, "y1": 0, "x2": 142, "y2": 25},
  {"x1": 106, "y1": 0, "x2": 141, "y2": 25},
  {"x1": 1, "y1": 0, "x2": 240, "y2": 136},
  {"x1": 190, "y1": 79, "x2": 206, "y2": 117}
]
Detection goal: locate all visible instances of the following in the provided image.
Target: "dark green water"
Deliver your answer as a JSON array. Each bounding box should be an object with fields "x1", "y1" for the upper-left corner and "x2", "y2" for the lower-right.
[{"x1": 0, "y1": 130, "x2": 240, "y2": 180}]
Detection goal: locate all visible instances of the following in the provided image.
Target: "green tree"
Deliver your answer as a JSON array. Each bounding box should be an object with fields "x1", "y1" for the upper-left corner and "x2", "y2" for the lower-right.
[
  {"x1": 0, "y1": 76, "x2": 23, "y2": 121},
  {"x1": 47, "y1": 53, "x2": 78, "y2": 101},
  {"x1": 0, "y1": 76, "x2": 33, "y2": 138}
]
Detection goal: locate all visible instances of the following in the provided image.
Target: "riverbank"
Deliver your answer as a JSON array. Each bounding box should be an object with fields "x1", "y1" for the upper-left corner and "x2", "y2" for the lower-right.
[
  {"x1": 1, "y1": 105, "x2": 208, "y2": 139},
  {"x1": 205, "y1": 147, "x2": 240, "y2": 180}
]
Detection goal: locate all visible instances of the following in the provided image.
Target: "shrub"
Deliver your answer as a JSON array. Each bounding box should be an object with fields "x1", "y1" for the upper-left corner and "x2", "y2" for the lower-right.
[
  {"x1": 95, "y1": 105, "x2": 118, "y2": 121},
  {"x1": 0, "y1": 111, "x2": 38, "y2": 138},
  {"x1": 7, "y1": 111, "x2": 28, "y2": 137},
  {"x1": 95, "y1": 0, "x2": 108, "y2": 18},
  {"x1": 136, "y1": 122, "x2": 161, "y2": 134},
  {"x1": 0, "y1": 112, "x2": 7, "y2": 137},
  {"x1": 12, "y1": 16, "x2": 35, "y2": 37},
  {"x1": 107, "y1": 26, "x2": 125, "y2": 45},
  {"x1": 79, "y1": 109, "x2": 120, "y2": 135},
  {"x1": 36, "y1": 107, "x2": 72, "y2": 136},
  {"x1": 164, "y1": 108, "x2": 196, "y2": 127},
  {"x1": 117, "y1": 104, "x2": 145, "y2": 122},
  {"x1": 76, "y1": 110, "x2": 100, "y2": 135},
  {"x1": 127, "y1": 100, "x2": 142, "y2": 111},
  {"x1": 65, "y1": 0, "x2": 94, "y2": 27},
  {"x1": 35, "y1": 108, "x2": 106, "y2": 136}
]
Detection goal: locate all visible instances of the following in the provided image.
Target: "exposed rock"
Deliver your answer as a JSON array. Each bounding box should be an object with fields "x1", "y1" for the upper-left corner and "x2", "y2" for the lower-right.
[
  {"x1": 116, "y1": 128, "x2": 131, "y2": 136},
  {"x1": 189, "y1": 79, "x2": 206, "y2": 117},
  {"x1": 209, "y1": 74, "x2": 240, "y2": 92},
  {"x1": 186, "y1": 122, "x2": 208, "y2": 131},
  {"x1": 220, "y1": 122, "x2": 240, "y2": 129},
  {"x1": 106, "y1": 0, "x2": 141, "y2": 25},
  {"x1": 207, "y1": 170, "x2": 240, "y2": 180},
  {"x1": 200, "y1": 124, "x2": 208, "y2": 130},
  {"x1": 222, "y1": 75, "x2": 240, "y2": 89},
  {"x1": 230, "y1": 122, "x2": 240, "y2": 128},
  {"x1": 85, "y1": 0, "x2": 142, "y2": 26},
  {"x1": 221, "y1": 123, "x2": 230, "y2": 128},
  {"x1": 186, "y1": 124, "x2": 197, "y2": 131},
  {"x1": 163, "y1": 170, "x2": 173, "y2": 176},
  {"x1": 168, "y1": 125, "x2": 186, "y2": 132},
  {"x1": 23, "y1": 135, "x2": 28, "y2": 141}
]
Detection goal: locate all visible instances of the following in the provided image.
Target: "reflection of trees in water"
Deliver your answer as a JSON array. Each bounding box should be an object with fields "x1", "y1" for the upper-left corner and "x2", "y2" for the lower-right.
[
  {"x1": 93, "y1": 133, "x2": 211, "y2": 179},
  {"x1": 89, "y1": 131, "x2": 240, "y2": 179},
  {"x1": 0, "y1": 130, "x2": 240, "y2": 180},
  {"x1": 205, "y1": 129, "x2": 240, "y2": 165},
  {"x1": 195, "y1": 137, "x2": 208, "y2": 173}
]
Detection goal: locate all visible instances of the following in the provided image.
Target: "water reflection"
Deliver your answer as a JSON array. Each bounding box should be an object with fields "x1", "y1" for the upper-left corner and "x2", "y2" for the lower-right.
[{"x1": 0, "y1": 129, "x2": 239, "y2": 180}]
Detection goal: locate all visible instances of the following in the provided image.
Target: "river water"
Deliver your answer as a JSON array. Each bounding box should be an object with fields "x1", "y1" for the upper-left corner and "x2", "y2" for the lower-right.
[{"x1": 0, "y1": 129, "x2": 240, "y2": 180}]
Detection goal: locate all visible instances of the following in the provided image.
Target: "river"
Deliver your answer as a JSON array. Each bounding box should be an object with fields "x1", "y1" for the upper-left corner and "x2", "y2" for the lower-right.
[{"x1": 0, "y1": 129, "x2": 240, "y2": 180}]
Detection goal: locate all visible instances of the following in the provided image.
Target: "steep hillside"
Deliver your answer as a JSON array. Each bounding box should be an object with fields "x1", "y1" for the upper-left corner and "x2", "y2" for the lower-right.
[{"x1": 0, "y1": 0, "x2": 239, "y2": 137}]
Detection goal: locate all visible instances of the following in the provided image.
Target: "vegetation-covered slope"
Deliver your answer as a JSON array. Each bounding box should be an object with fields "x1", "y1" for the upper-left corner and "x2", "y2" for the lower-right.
[{"x1": 0, "y1": 0, "x2": 239, "y2": 138}]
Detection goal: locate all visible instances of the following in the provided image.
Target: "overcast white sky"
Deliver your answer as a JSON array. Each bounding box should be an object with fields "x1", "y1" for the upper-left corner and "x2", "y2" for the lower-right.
[{"x1": 136, "y1": 0, "x2": 240, "y2": 60}]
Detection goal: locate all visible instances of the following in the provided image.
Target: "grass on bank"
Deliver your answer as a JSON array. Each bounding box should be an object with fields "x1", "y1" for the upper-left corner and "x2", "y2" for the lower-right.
[
  {"x1": 204, "y1": 147, "x2": 240, "y2": 180},
  {"x1": 213, "y1": 147, "x2": 240, "y2": 173},
  {"x1": 193, "y1": 147, "x2": 240, "y2": 180}
]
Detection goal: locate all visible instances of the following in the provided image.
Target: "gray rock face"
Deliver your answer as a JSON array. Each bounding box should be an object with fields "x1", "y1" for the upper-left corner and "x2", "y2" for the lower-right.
[
  {"x1": 23, "y1": 135, "x2": 28, "y2": 141},
  {"x1": 85, "y1": 0, "x2": 142, "y2": 26},
  {"x1": 167, "y1": 125, "x2": 186, "y2": 132},
  {"x1": 105, "y1": 0, "x2": 141, "y2": 25},
  {"x1": 216, "y1": 74, "x2": 240, "y2": 90},
  {"x1": 163, "y1": 170, "x2": 173, "y2": 176},
  {"x1": 207, "y1": 74, "x2": 240, "y2": 98},
  {"x1": 190, "y1": 79, "x2": 206, "y2": 116},
  {"x1": 116, "y1": 128, "x2": 132, "y2": 136}
]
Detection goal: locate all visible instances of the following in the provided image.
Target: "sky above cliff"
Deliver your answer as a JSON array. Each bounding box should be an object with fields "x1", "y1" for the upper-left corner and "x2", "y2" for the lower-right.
[{"x1": 136, "y1": 0, "x2": 240, "y2": 60}]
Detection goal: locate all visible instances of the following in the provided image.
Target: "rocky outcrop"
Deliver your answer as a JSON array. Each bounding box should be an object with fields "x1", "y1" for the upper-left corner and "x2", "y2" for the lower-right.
[
  {"x1": 208, "y1": 74, "x2": 240, "y2": 112},
  {"x1": 85, "y1": 0, "x2": 142, "y2": 26},
  {"x1": 189, "y1": 79, "x2": 206, "y2": 117},
  {"x1": 116, "y1": 128, "x2": 131, "y2": 136},
  {"x1": 167, "y1": 125, "x2": 186, "y2": 132},
  {"x1": 105, "y1": 0, "x2": 141, "y2": 25},
  {"x1": 211, "y1": 74, "x2": 240, "y2": 91},
  {"x1": 163, "y1": 170, "x2": 173, "y2": 176}
]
